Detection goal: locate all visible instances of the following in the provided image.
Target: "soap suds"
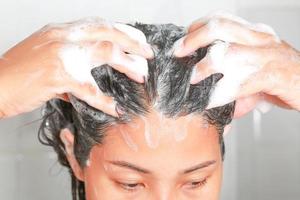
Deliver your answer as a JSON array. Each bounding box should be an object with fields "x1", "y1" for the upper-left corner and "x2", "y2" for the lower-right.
[
  {"x1": 55, "y1": 19, "x2": 149, "y2": 85},
  {"x1": 173, "y1": 116, "x2": 192, "y2": 142},
  {"x1": 203, "y1": 11, "x2": 280, "y2": 43},
  {"x1": 253, "y1": 109, "x2": 262, "y2": 140},
  {"x1": 119, "y1": 127, "x2": 139, "y2": 152},
  {"x1": 58, "y1": 43, "x2": 148, "y2": 86},
  {"x1": 206, "y1": 41, "x2": 260, "y2": 109},
  {"x1": 58, "y1": 44, "x2": 99, "y2": 88},
  {"x1": 140, "y1": 111, "x2": 209, "y2": 149},
  {"x1": 86, "y1": 159, "x2": 91, "y2": 167},
  {"x1": 111, "y1": 46, "x2": 148, "y2": 78},
  {"x1": 256, "y1": 99, "x2": 273, "y2": 114},
  {"x1": 113, "y1": 23, "x2": 148, "y2": 45},
  {"x1": 67, "y1": 17, "x2": 113, "y2": 42},
  {"x1": 142, "y1": 116, "x2": 160, "y2": 149},
  {"x1": 113, "y1": 23, "x2": 149, "y2": 77}
]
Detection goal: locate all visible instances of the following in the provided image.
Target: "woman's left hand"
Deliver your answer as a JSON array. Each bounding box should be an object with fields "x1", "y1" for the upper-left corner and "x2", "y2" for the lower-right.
[{"x1": 174, "y1": 12, "x2": 300, "y2": 118}]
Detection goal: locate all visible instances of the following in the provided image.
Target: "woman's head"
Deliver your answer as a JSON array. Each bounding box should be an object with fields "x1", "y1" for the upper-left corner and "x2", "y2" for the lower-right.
[{"x1": 40, "y1": 23, "x2": 235, "y2": 200}]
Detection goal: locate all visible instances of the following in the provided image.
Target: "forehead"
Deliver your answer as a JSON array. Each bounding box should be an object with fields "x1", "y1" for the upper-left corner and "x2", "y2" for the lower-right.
[{"x1": 94, "y1": 112, "x2": 221, "y2": 165}]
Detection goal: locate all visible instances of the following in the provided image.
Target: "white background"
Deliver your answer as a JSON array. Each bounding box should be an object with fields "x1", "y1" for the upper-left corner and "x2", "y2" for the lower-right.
[{"x1": 0, "y1": 0, "x2": 299, "y2": 199}]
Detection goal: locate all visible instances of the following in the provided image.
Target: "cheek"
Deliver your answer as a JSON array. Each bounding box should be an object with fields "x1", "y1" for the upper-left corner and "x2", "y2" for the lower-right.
[
  {"x1": 82, "y1": 147, "x2": 115, "y2": 200},
  {"x1": 83, "y1": 146, "x2": 141, "y2": 200},
  {"x1": 205, "y1": 163, "x2": 223, "y2": 200},
  {"x1": 84, "y1": 161, "x2": 120, "y2": 200},
  {"x1": 83, "y1": 162, "x2": 103, "y2": 200},
  {"x1": 184, "y1": 164, "x2": 223, "y2": 200}
]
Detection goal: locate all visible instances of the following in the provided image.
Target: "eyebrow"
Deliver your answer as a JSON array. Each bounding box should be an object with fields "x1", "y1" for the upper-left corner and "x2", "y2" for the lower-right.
[
  {"x1": 108, "y1": 160, "x2": 151, "y2": 174},
  {"x1": 107, "y1": 160, "x2": 216, "y2": 175},
  {"x1": 182, "y1": 160, "x2": 216, "y2": 174}
]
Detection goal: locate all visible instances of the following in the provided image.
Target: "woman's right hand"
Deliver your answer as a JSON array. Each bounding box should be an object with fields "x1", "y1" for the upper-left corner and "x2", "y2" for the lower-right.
[{"x1": 0, "y1": 18, "x2": 153, "y2": 118}]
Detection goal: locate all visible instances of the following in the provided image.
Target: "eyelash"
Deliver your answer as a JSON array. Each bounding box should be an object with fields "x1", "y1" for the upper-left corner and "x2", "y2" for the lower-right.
[
  {"x1": 186, "y1": 178, "x2": 208, "y2": 189},
  {"x1": 117, "y1": 182, "x2": 144, "y2": 192},
  {"x1": 117, "y1": 178, "x2": 208, "y2": 192}
]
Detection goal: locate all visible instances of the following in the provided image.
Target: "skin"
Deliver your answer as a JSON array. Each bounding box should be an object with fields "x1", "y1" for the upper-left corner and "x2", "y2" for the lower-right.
[
  {"x1": 0, "y1": 13, "x2": 298, "y2": 200},
  {"x1": 0, "y1": 14, "x2": 299, "y2": 119},
  {"x1": 0, "y1": 12, "x2": 299, "y2": 198},
  {"x1": 0, "y1": 18, "x2": 154, "y2": 118},
  {"x1": 61, "y1": 114, "x2": 223, "y2": 200},
  {"x1": 174, "y1": 13, "x2": 300, "y2": 118}
]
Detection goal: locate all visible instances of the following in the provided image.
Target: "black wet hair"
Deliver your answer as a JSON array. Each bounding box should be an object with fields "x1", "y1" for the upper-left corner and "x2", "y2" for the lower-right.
[{"x1": 39, "y1": 23, "x2": 235, "y2": 200}]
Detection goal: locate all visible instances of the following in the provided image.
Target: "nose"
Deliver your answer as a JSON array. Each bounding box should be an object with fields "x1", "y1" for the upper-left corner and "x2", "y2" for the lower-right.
[{"x1": 153, "y1": 186, "x2": 177, "y2": 200}]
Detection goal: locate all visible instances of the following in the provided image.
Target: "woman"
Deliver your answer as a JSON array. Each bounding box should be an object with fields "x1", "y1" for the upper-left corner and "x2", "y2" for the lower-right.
[
  {"x1": 40, "y1": 23, "x2": 234, "y2": 199},
  {"x1": 0, "y1": 13, "x2": 299, "y2": 200}
]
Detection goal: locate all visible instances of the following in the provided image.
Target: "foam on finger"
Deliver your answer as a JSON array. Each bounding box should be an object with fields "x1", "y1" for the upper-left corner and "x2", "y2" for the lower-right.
[{"x1": 206, "y1": 41, "x2": 261, "y2": 109}]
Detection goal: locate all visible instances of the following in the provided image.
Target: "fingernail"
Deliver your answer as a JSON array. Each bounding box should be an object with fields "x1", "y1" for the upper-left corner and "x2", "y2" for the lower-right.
[
  {"x1": 173, "y1": 36, "x2": 186, "y2": 57},
  {"x1": 131, "y1": 72, "x2": 145, "y2": 83}
]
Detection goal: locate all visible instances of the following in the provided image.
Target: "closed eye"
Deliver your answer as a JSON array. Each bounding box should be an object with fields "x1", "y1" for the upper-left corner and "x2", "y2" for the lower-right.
[{"x1": 117, "y1": 181, "x2": 145, "y2": 192}]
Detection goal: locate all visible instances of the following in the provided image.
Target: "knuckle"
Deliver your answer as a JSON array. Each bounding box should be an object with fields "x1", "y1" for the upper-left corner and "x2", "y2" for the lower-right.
[
  {"x1": 48, "y1": 41, "x2": 64, "y2": 50},
  {"x1": 45, "y1": 28, "x2": 64, "y2": 39},
  {"x1": 98, "y1": 42, "x2": 116, "y2": 61},
  {"x1": 111, "y1": 28, "x2": 140, "y2": 47},
  {"x1": 217, "y1": 18, "x2": 229, "y2": 26},
  {"x1": 207, "y1": 18, "x2": 228, "y2": 32},
  {"x1": 41, "y1": 23, "x2": 65, "y2": 39},
  {"x1": 99, "y1": 41, "x2": 114, "y2": 51}
]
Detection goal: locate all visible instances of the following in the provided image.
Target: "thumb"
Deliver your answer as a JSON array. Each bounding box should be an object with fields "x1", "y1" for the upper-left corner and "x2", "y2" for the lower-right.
[{"x1": 190, "y1": 56, "x2": 218, "y2": 84}]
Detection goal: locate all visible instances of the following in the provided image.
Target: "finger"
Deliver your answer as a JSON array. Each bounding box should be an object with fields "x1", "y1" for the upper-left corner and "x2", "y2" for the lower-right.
[
  {"x1": 110, "y1": 64, "x2": 145, "y2": 83},
  {"x1": 187, "y1": 11, "x2": 241, "y2": 34},
  {"x1": 191, "y1": 41, "x2": 262, "y2": 83},
  {"x1": 68, "y1": 24, "x2": 154, "y2": 58},
  {"x1": 92, "y1": 41, "x2": 148, "y2": 83},
  {"x1": 112, "y1": 23, "x2": 154, "y2": 58},
  {"x1": 175, "y1": 19, "x2": 277, "y2": 57},
  {"x1": 190, "y1": 56, "x2": 218, "y2": 84},
  {"x1": 187, "y1": 17, "x2": 208, "y2": 33},
  {"x1": 66, "y1": 79, "x2": 118, "y2": 117},
  {"x1": 263, "y1": 94, "x2": 293, "y2": 109},
  {"x1": 202, "y1": 42, "x2": 268, "y2": 109},
  {"x1": 110, "y1": 54, "x2": 148, "y2": 83},
  {"x1": 104, "y1": 27, "x2": 153, "y2": 58}
]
